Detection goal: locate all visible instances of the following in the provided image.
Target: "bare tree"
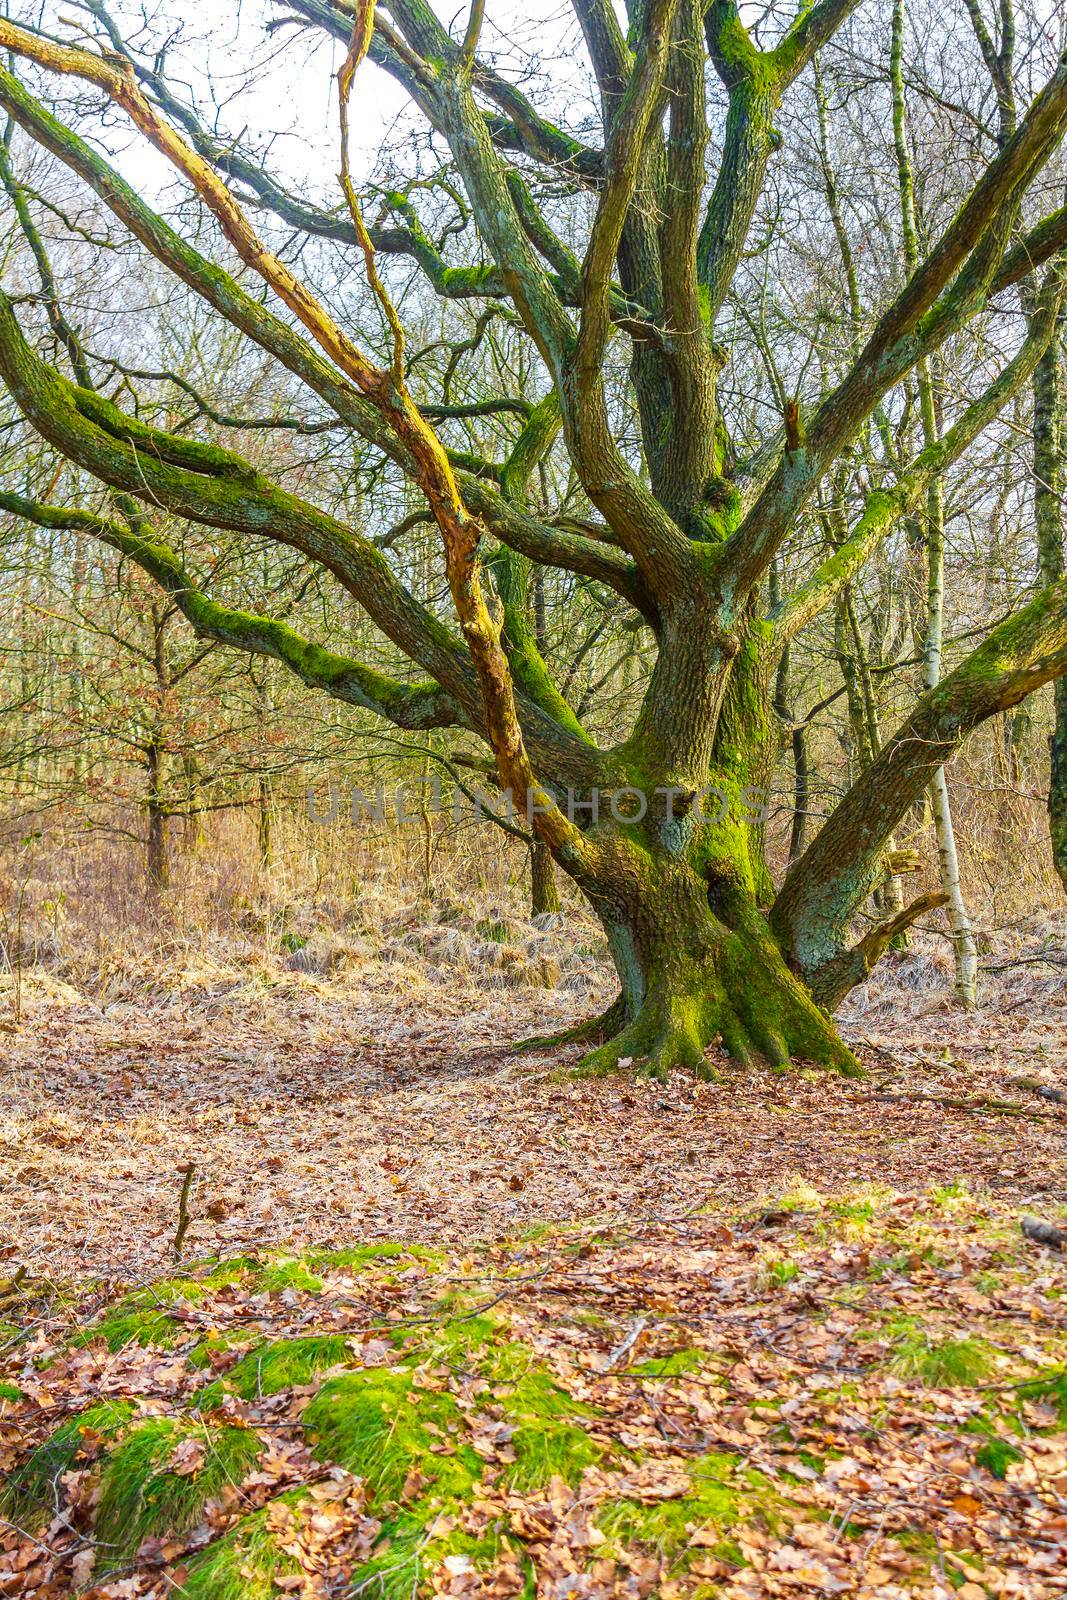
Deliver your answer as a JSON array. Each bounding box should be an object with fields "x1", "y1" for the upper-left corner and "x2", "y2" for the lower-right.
[{"x1": 0, "y1": 0, "x2": 1066, "y2": 1075}]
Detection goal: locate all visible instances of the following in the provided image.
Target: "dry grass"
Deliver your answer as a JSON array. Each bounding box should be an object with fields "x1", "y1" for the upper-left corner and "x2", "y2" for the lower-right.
[{"x1": 0, "y1": 808, "x2": 604, "y2": 1006}]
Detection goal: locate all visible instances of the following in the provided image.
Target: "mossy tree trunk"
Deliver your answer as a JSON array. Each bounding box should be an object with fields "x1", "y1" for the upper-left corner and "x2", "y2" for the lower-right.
[
  {"x1": 539, "y1": 610, "x2": 857, "y2": 1077},
  {"x1": 529, "y1": 564, "x2": 561, "y2": 918},
  {"x1": 572, "y1": 817, "x2": 859, "y2": 1080}
]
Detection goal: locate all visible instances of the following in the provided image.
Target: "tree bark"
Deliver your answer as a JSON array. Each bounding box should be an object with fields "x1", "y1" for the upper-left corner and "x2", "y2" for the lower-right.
[
  {"x1": 530, "y1": 565, "x2": 561, "y2": 917},
  {"x1": 531, "y1": 840, "x2": 561, "y2": 916},
  {"x1": 145, "y1": 735, "x2": 169, "y2": 892},
  {"x1": 772, "y1": 580, "x2": 1067, "y2": 993},
  {"x1": 892, "y1": 0, "x2": 978, "y2": 1001},
  {"x1": 1033, "y1": 308, "x2": 1067, "y2": 890},
  {"x1": 144, "y1": 605, "x2": 170, "y2": 893}
]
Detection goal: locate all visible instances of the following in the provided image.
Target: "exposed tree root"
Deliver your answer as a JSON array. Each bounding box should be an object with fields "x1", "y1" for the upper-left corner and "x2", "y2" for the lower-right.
[
  {"x1": 577, "y1": 1002, "x2": 719, "y2": 1083},
  {"x1": 520, "y1": 863, "x2": 865, "y2": 1084},
  {"x1": 511, "y1": 993, "x2": 628, "y2": 1055},
  {"x1": 575, "y1": 979, "x2": 862, "y2": 1084}
]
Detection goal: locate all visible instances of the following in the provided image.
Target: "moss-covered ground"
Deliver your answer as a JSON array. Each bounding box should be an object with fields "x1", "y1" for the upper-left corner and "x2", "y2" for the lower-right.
[{"x1": 2, "y1": 1186, "x2": 1065, "y2": 1597}]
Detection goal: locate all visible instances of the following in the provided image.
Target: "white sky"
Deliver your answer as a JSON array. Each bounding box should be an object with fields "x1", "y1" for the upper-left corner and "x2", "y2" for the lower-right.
[{"x1": 16, "y1": 0, "x2": 604, "y2": 206}]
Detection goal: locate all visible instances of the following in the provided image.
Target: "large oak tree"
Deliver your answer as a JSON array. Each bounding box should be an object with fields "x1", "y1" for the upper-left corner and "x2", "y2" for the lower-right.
[{"x1": 0, "y1": 0, "x2": 1066, "y2": 1075}]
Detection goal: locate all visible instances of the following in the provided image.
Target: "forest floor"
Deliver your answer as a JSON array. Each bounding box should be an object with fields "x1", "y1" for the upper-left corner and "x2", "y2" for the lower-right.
[
  {"x1": 1, "y1": 903, "x2": 1065, "y2": 1286},
  {"x1": 1, "y1": 901, "x2": 1066, "y2": 1596}
]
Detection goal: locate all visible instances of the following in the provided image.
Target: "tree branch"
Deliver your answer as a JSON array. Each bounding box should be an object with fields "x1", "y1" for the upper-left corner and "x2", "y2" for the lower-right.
[
  {"x1": 805, "y1": 891, "x2": 950, "y2": 1009},
  {"x1": 698, "y1": 0, "x2": 860, "y2": 323},
  {"x1": 0, "y1": 489, "x2": 463, "y2": 730},
  {"x1": 721, "y1": 48, "x2": 1067, "y2": 600},
  {"x1": 771, "y1": 579, "x2": 1067, "y2": 984},
  {"x1": 771, "y1": 259, "x2": 1067, "y2": 640},
  {"x1": 0, "y1": 290, "x2": 602, "y2": 787}
]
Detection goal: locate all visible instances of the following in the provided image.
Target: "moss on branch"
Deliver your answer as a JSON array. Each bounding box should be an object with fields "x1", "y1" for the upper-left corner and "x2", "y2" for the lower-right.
[
  {"x1": 0, "y1": 490, "x2": 463, "y2": 731},
  {"x1": 772, "y1": 578, "x2": 1067, "y2": 982}
]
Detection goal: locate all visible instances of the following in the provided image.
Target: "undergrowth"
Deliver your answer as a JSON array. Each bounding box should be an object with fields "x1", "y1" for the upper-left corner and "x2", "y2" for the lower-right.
[{"x1": 4, "y1": 1185, "x2": 1066, "y2": 1597}]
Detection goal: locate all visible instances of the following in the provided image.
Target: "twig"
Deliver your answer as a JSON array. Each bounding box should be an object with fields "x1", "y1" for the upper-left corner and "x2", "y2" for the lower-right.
[
  {"x1": 873, "y1": 1091, "x2": 1066, "y2": 1123},
  {"x1": 172, "y1": 1162, "x2": 196, "y2": 1263},
  {"x1": 982, "y1": 952, "x2": 1067, "y2": 972},
  {"x1": 600, "y1": 1315, "x2": 648, "y2": 1373}
]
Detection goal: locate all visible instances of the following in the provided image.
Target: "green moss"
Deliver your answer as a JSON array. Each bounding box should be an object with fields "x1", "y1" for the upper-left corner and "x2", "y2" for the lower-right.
[
  {"x1": 77, "y1": 1250, "x2": 389, "y2": 1356},
  {"x1": 827, "y1": 1192, "x2": 881, "y2": 1222},
  {"x1": 197, "y1": 1334, "x2": 352, "y2": 1409},
  {"x1": 439, "y1": 263, "x2": 500, "y2": 296},
  {"x1": 304, "y1": 1322, "x2": 612, "y2": 1510},
  {"x1": 928, "y1": 1179, "x2": 972, "y2": 1210},
  {"x1": 597, "y1": 1453, "x2": 766, "y2": 1574},
  {"x1": 199, "y1": 1257, "x2": 265, "y2": 1280},
  {"x1": 517, "y1": 1221, "x2": 558, "y2": 1243},
  {"x1": 975, "y1": 1437, "x2": 1024, "y2": 1479},
  {"x1": 896, "y1": 1527, "x2": 969, "y2": 1583},
  {"x1": 75, "y1": 1263, "x2": 256, "y2": 1351},
  {"x1": 180, "y1": 1492, "x2": 307, "y2": 1600},
  {"x1": 306, "y1": 1241, "x2": 442, "y2": 1273},
  {"x1": 187, "y1": 1335, "x2": 234, "y2": 1370},
  {"x1": 710, "y1": 8, "x2": 770, "y2": 85},
  {"x1": 1018, "y1": 1364, "x2": 1067, "y2": 1420},
  {"x1": 76, "y1": 1294, "x2": 197, "y2": 1352},
  {"x1": 438, "y1": 1314, "x2": 509, "y2": 1358},
  {"x1": 630, "y1": 1348, "x2": 706, "y2": 1377},
  {"x1": 487, "y1": 545, "x2": 590, "y2": 742},
  {"x1": 887, "y1": 1324, "x2": 994, "y2": 1387},
  {"x1": 305, "y1": 1364, "x2": 482, "y2": 1503},
  {"x1": 214, "y1": 1315, "x2": 582, "y2": 1598},
  {"x1": 0, "y1": 1380, "x2": 22, "y2": 1401},
  {"x1": 95, "y1": 1417, "x2": 262, "y2": 1573},
  {"x1": 766, "y1": 1179, "x2": 824, "y2": 1214},
  {"x1": 495, "y1": 1355, "x2": 608, "y2": 1492},
  {"x1": 344, "y1": 1508, "x2": 522, "y2": 1600},
  {"x1": 1, "y1": 1400, "x2": 135, "y2": 1531},
  {"x1": 254, "y1": 1259, "x2": 324, "y2": 1294}
]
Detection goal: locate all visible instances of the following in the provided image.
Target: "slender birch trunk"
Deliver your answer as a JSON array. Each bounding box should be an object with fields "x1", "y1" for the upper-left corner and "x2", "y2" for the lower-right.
[
  {"x1": 144, "y1": 603, "x2": 170, "y2": 893},
  {"x1": 530, "y1": 565, "x2": 560, "y2": 915},
  {"x1": 815, "y1": 84, "x2": 907, "y2": 928},
  {"x1": 1033, "y1": 305, "x2": 1067, "y2": 890},
  {"x1": 256, "y1": 675, "x2": 274, "y2": 868},
  {"x1": 921, "y1": 448, "x2": 979, "y2": 1004},
  {"x1": 892, "y1": 0, "x2": 978, "y2": 1004}
]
